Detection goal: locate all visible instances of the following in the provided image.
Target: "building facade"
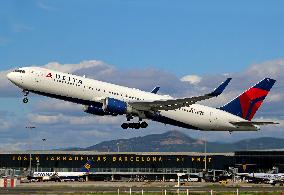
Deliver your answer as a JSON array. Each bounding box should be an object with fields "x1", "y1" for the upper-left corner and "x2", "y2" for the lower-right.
[
  {"x1": 0, "y1": 150, "x2": 283, "y2": 174},
  {"x1": 0, "y1": 151, "x2": 233, "y2": 173}
]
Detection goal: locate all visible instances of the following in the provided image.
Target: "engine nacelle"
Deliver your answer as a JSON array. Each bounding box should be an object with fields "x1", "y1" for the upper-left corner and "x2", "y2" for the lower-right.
[
  {"x1": 104, "y1": 97, "x2": 129, "y2": 115},
  {"x1": 84, "y1": 105, "x2": 111, "y2": 116}
]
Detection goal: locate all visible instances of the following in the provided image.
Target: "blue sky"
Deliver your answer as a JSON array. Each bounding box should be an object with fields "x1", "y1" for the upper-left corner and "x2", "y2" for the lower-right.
[
  {"x1": 1, "y1": 0, "x2": 284, "y2": 75},
  {"x1": 0, "y1": 0, "x2": 284, "y2": 150}
]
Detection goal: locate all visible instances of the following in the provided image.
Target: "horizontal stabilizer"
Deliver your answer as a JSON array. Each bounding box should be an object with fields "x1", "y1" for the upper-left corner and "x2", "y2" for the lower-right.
[{"x1": 230, "y1": 121, "x2": 279, "y2": 127}]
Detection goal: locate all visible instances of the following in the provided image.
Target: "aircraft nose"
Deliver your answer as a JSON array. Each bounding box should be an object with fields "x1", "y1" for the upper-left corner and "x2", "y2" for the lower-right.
[
  {"x1": 6, "y1": 72, "x2": 19, "y2": 84},
  {"x1": 6, "y1": 72, "x2": 14, "y2": 81}
]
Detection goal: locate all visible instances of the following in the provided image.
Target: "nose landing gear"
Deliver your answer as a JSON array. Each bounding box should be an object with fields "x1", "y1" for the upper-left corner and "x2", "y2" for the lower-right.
[
  {"x1": 22, "y1": 90, "x2": 29, "y2": 104},
  {"x1": 23, "y1": 97, "x2": 29, "y2": 103}
]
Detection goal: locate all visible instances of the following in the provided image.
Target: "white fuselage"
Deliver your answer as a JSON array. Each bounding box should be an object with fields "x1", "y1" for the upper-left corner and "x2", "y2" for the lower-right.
[
  {"x1": 7, "y1": 67, "x2": 258, "y2": 131},
  {"x1": 241, "y1": 172, "x2": 284, "y2": 182}
]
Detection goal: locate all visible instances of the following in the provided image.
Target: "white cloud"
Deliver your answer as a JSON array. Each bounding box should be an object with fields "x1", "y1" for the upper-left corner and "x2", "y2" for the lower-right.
[
  {"x1": 28, "y1": 113, "x2": 62, "y2": 125},
  {"x1": 81, "y1": 129, "x2": 110, "y2": 138},
  {"x1": 0, "y1": 70, "x2": 10, "y2": 87},
  {"x1": 28, "y1": 113, "x2": 122, "y2": 126},
  {"x1": 0, "y1": 119, "x2": 12, "y2": 131},
  {"x1": 245, "y1": 59, "x2": 284, "y2": 78},
  {"x1": 69, "y1": 115, "x2": 122, "y2": 125},
  {"x1": 0, "y1": 142, "x2": 28, "y2": 151},
  {"x1": 33, "y1": 99, "x2": 82, "y2": 113},
  {"x1": 180, "y1": 75, "x2": 202, "y2": 84},
  {"x1": 44, "y1": 60, "x2": 109, "y2": 74},
  {"x1": 266, "y1": 93, "x2": 283, "y2": 103}
]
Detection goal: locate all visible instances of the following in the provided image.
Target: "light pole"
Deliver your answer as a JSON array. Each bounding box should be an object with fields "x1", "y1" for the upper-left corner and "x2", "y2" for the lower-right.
[
  {"x1": 42, "y1": 138, "x2": 46, "y2": 151},
  {"x1": 117, "y1": 143, "x2": 120, "y2": 153},
  {"x1": 26, "y1": 126, "x2": 35, "y2": 174},
  {"x1": 36, "y1": 159, "x2": 40, "y2": 172},
  {"x1": 204, "y1": 135, "x2": 207, "y2": 171}
]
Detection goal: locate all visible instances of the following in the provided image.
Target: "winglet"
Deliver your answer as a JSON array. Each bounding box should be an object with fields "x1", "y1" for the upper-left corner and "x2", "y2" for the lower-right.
[
  {"x1": 151, "y1": 86, "x2": 160, "y2": 94},
  {"x1": 207, "y1": 78, "x2": 232, "y2": 97}
]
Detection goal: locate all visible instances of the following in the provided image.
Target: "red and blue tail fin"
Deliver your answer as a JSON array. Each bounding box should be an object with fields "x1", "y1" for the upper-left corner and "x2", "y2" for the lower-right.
[
  {"x1": 219, "y1": 78, "x2": 276, "y2": 121},
  {"x1": 80, "y1": 159, "x2": 95, "y2": 172}
]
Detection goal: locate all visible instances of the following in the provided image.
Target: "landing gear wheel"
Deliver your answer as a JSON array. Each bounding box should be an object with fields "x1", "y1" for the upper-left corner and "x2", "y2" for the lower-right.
[
  {"x1": 140, "y1": 121, "x2": 148, "y2": 128},
  {"x1": 121, "y1": 123, "x2": 129, "y2": 129},
  {"x1": 121, "y1": 122, "x2": 148, "y2": 129},
  {"x1": 23, "y1": 97, "x2": 29, "y2": 104}
]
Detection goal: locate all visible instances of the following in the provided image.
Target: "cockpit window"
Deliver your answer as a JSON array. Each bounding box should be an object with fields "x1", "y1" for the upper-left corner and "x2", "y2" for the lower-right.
[{"x1": 13, "y1": 69, "x2": 25, "y2": 73}]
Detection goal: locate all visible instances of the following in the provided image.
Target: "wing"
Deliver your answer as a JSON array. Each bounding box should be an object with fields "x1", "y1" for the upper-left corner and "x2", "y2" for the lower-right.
[
  {"x1": 230, "y1": 121, "x2": 279, "y2": 127},
  {"x1": 129, "y1": 78, "x2": 232, "y2": 111}
]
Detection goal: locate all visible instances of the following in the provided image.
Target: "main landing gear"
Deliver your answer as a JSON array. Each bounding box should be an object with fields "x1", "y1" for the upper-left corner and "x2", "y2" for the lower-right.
[
  {"x1": 22, "y1": 90, "x2": 29, "y2": 103},
  {"x1": 121, "y1": 121, "x2": 148, "y2": 129}
]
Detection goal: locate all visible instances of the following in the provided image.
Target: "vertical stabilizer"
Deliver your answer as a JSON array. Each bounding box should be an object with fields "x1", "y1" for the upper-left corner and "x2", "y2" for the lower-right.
[{"x1": 219, "y1": 78, "x2": 276, "y2": 120}]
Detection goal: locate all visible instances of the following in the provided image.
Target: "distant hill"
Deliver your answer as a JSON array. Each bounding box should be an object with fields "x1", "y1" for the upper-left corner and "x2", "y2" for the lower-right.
[{"x1": 66, "y1": 131, "x2": 284, "y2": 152}]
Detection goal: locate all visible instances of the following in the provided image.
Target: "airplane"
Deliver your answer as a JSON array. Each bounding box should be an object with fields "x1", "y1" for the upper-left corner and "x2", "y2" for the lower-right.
[
  {"x1": 29, "y1": 159, "x2": 94, "y2": 182},
  {"x1": 238, "y1": 170, "x2": 284, "y2": 185},
  {"x1": 7, "y1": 67, "x2": 278, "y2": 131}
]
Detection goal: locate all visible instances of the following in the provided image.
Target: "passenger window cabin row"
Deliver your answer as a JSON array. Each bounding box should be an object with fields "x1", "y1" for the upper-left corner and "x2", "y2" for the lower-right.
[{"x1": 52, "y1": 78, "x2": 145, "y2": 101}]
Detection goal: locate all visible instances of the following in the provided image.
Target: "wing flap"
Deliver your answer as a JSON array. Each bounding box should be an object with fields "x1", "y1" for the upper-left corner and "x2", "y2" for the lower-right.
[{"x1": 129, "y1": 78, "x2": 232, "y2": 111}]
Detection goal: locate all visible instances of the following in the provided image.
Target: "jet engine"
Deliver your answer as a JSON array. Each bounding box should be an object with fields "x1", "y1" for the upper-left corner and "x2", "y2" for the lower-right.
[
  {"x1": 83, "y1": 105, "x2": 113, "y2": 116},
  {"x1": 84, "y1": 98, "x2": 132, "y2": 116},
  {"x1": 103, "y1": 97, "x2": 130, "y2": 115}
]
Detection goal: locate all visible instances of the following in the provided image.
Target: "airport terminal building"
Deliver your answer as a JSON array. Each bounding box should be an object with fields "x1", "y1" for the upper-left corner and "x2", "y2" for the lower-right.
[
  {"x1": 0, "y1": 151, "x2": 233, "y2": 174},
  {"x1": 0, "y1": 151, "x2": 283, "y2": 176}
]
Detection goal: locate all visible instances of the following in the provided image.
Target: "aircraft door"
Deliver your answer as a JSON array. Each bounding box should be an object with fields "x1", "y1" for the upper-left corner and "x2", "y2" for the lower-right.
[
  {"x1": 209, "y1": 112, "x2": 212, "y2": 123},
  {"x1": 209, "y1": 112, "x2": 219, "y2": 127}
]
